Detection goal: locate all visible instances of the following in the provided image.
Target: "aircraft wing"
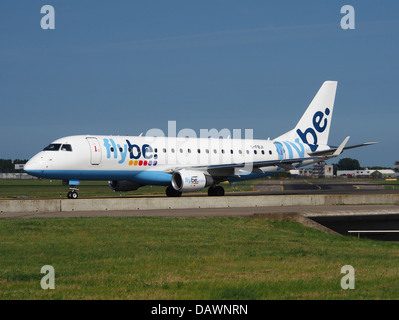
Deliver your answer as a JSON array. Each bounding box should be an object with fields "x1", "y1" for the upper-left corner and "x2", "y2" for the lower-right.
[
  {"x1": 164, "y1": 155, "x2": 322, "y2": 177},
  {"x1": 164, "y1": 155, "x2": 328, "y2": 177}
]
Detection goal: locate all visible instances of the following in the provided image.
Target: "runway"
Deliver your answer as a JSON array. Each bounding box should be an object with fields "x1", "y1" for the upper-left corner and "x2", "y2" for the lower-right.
[
  {"x1": 110, "y1": 179, "x2": 399, "y2": 198},
  {"x1": 251, "y1": 179, "x2": 399, "y2": 195},
  {"x1": 104, "y1": 179, "x2": 399, "y2": 198}
]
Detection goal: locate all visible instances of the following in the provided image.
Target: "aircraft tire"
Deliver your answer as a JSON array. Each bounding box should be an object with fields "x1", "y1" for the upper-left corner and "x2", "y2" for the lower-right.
[
  {"x1": 166, "y1": 186, "x2": 182, "y2": 197},
  {"x1": 67, "y1": 191, "x2": 79, "y2": 199},
  {"x1": 214, "y1": 185, "x2": 225, "y2": 196},
  {"x1": 208, "y1": 185, "x2": 225, "y2": 196}
]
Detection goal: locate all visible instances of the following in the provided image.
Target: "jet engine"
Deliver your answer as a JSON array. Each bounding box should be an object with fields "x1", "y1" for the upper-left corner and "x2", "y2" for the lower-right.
[
  {"x1": 108, "y1": 180, "x2": 142, "y2": 192},
  {"x1": 171, "y1": 169, "x2": 213, "y2": 192}
]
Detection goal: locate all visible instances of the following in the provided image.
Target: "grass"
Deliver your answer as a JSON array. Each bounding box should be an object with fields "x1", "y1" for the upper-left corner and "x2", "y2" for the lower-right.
[
  {"x1": 1, "y1": 177, "x2": 397, "y2": 199},
  {"x1": 1, "y1": 217, "x2": 399, "y2": 299},
  {"x1": 382, "y1": 181, "x2": 399, "y2": 190},
  {"x1": 0, "y1": 179, "x2": 261, "y2": 199},
  {"x1": 0, "y1": 179, "x2": 164, "y2": 198}
]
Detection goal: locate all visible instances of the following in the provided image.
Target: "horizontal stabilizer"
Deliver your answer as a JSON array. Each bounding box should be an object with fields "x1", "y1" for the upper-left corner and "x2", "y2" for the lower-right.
[
  {"x1": 309, "y1": 141, "x2": 378, "y2": 157},
  {"x1": 342, "y1": 141, "x2": 378, "y2": 151}
]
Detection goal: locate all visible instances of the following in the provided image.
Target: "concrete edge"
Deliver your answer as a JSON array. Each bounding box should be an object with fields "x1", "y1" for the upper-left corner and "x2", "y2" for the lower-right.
[{"x1": 1, "y1": 194, "x2": 398, "y2": 214}]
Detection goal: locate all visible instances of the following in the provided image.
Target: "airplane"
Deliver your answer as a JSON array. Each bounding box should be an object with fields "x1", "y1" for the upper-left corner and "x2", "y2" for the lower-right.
[{"x1": 24, "y1": 81, "x2": 376, "y2": 199}]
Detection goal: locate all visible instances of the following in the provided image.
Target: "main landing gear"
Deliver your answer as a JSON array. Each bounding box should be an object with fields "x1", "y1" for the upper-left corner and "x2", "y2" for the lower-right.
[
  {"x1": 166, "y1": 186, "x2": 182, "y2": 197},
  {"x1": 207, "y1": 185, "x2": 225, "y2": 196},
  {"x1": 67, "y1": 187, "x2": 79, "y2": 199},
  {"x1": 165, "y1": 185, "x2": 225, "y2": 197}
]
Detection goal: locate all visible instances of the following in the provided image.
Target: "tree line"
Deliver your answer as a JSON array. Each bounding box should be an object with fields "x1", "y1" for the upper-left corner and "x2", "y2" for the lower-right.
[
  {"x1": 0, "y1": 159, "x2": 28, "y2": 173},
  {"x1": 334, "y1": 158, "x2": 392, "y2": 171}
]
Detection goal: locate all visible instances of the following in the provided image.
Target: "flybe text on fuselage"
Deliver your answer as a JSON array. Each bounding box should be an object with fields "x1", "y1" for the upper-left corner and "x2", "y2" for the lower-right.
[{"x1": 103, "y1": 138, "x2": 158, "y2": 165}]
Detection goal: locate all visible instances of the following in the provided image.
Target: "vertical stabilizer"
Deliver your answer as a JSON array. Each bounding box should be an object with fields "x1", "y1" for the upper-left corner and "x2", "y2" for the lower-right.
[{"x1": 276, "y1": 81, "x2": 337, "y2": 152}]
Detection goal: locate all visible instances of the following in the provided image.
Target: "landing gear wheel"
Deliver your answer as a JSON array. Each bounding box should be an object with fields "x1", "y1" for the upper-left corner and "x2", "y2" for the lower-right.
[
  {"x1": 166, "y1": 186, "x2": 182, "y2": 197},
  {"x1": 67, "y1": 190, "x2": 79, "y2": 199},
  {"x1": 208, "y1": 185, "x2": 225, "y2": 196}
]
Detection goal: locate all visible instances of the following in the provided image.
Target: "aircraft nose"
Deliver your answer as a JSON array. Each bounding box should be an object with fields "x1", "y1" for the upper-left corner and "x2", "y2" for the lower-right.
[
  {"x1": 23, "y1": 160, "x2": 35, "y2": 173},
  {"x1": 24, "y1": 154, "x2": 45, "y2": 176}
]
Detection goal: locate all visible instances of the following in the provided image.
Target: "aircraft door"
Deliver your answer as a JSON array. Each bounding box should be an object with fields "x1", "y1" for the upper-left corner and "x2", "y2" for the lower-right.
[
  {"x1": 274, "y1": 142, "x2": 286, "y2": 160},
  {"x1": 86, "y1": 137, "x2": 102, "y2": 165}
]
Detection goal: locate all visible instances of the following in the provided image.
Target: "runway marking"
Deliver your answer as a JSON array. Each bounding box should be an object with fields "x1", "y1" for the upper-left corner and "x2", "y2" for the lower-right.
[{"x1": 304, "y1": 179, "x2": 322, "y2": 190}]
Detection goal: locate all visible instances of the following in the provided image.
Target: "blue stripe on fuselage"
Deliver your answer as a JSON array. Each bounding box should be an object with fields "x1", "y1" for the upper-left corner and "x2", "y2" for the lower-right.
[{"x1": 25, "y1": 170, "x2": 173, "y2": 185}]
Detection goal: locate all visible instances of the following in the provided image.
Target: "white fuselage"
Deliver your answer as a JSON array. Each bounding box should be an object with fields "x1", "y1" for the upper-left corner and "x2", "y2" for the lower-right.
[{"x1": 24, "y1": 134, "x2": 315, "y2": 185}]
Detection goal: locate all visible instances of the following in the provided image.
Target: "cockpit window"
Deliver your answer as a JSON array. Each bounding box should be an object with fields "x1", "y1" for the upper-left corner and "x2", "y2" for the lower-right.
[
  {"x1": 43, "y1": 144, "x2": 61, "y2": 151},
  {"x1": 61, "y1": 144, "x2": 72, "y2": 151}
]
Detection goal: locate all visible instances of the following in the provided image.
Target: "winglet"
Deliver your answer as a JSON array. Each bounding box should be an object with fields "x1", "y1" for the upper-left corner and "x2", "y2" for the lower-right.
[{"x1": 333, "y1": 136, "x2": 350, "y2": 157}]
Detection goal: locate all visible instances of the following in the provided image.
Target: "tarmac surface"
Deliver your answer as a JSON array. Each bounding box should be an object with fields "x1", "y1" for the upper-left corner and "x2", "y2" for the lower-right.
[{"x1": 251, "y1": 179, "x2": 398, "y2": 195}]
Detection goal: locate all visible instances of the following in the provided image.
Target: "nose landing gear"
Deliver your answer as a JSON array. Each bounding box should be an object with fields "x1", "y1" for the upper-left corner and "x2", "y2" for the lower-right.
[
  {"x1": 67, "y1": 187, "x2": 79, "y2": 199},
  {"x1": 63, "y1": 180, "x2": 80, "y2": 199}
]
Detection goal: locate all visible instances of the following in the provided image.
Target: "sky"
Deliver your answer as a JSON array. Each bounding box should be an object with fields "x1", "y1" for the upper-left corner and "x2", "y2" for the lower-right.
[{"x1": 1, "y1": 1, "x2": 398, "y2": 167}]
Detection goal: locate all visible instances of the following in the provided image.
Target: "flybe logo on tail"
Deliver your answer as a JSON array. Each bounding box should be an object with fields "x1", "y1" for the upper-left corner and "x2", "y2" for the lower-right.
[{"x1": 296, "y1": 108, "x2": 330, "y2": 152}]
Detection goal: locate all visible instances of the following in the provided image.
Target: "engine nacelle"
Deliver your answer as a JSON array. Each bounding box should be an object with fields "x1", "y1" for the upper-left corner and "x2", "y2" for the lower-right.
[
  {"x1": 171, "y1": 170, "x2": 213, "y2": 192},
  {"x1": 108, "y1": 180, "x2": 142, "y2": 192}
]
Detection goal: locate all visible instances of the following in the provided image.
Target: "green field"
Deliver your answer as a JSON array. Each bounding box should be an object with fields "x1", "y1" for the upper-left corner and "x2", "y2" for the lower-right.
[
  {"x1": 0, "y1": 179, "x2": 165, "y2": 199},
  {"x1": 0, "y1": 179, "x2": 258, "y2": 199},
  {"x1": 1, "y1": 216, "x2": 399, "y2": 300}
]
